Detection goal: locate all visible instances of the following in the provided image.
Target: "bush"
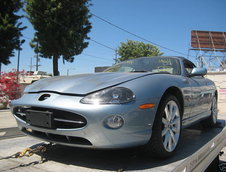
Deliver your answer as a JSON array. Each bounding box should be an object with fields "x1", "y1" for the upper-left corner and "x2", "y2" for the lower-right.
[{"x1": 0, "y1": 70, "x2": 24, "y2": 105}]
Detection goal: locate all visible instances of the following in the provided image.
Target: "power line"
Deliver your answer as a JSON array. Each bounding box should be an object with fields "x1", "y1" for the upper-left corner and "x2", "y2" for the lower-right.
[
  {"x1": 22, "y1": 10, "x2": 189, "y2": 62},
  {"x1": 20, "y1": 9, "x2": 116, "y2": 61},
  {"x1": 82, "y1": 53, "x2": 112, "y2": 62},
  {"x1": 21, "y1": 34, "x2": 112, "y2": 62},
  {"x1": 22, "y1": 7, "x2": 189, "y2": 57},
  {"x1": 91, "y1": 13, "x2": 189, "y2": 57},
  {"x1": 90, "y1": 39, "x2": 115, "y2": 51},
  {"x1": 22, "y1": 7, "x2": 116, "y2": 53}
]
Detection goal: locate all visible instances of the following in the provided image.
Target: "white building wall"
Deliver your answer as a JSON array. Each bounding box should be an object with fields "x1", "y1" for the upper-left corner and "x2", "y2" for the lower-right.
[{"x1": 206, "y1": 72, "x2": 226, "y2": 114}]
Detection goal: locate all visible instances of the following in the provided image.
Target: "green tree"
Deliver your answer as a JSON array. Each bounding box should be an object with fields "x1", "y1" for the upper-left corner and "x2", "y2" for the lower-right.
[
  {"x1": 25, "y1": 0, "x2": 92, "y2": 76},
  {"x1": 117, "y1": 40, "x2": 163, "y2": 62},
  {"x1": 0, "y1": 0, "x2": 26, "y2": 73}
]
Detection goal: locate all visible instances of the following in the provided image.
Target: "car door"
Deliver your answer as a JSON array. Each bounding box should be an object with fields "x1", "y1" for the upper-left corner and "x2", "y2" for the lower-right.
[
  {"x1": 183, "y1": 60, "x2": 208, "y2": 118},
  {"x1": 188, "y1": 76, "x2": 209, "y2": 115}
]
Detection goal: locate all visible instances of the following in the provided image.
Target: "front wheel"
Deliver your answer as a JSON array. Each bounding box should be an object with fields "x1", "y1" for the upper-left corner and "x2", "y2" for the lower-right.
[{"x1": 145, "y1": 94, "x2": 182, "y2": 158}]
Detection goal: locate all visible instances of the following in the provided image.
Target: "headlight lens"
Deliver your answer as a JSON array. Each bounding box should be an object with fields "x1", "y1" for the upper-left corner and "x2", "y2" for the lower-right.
[{"x1": 80, "y1": 87, "x2": 135, "y2": 104}]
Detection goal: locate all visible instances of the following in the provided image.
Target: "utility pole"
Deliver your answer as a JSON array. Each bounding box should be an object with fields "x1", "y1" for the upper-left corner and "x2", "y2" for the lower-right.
[
  {"x1": 67, "y1": 68, "x2": 75, "y2": 76},
  {"x1": 16, "y1": 39, "x2": 25, "y2": 82},
  {"x1": 114, "y1": 49, "x2": 118, "y2": 64},
  {"x1": 36, "y1": 42, "x2": 39, "y2": 71},
  {"x1": 17, "y1": 44, "x2": 21, "y2": 82},
  {"x1": 30, "y1": 57, "x2": 33, "y2": 73}
]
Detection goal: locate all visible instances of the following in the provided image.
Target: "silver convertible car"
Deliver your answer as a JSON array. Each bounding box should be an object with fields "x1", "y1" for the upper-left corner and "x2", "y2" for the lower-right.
[{"x1": 11, "y1": 56, "x2": 217, "y2": 158}]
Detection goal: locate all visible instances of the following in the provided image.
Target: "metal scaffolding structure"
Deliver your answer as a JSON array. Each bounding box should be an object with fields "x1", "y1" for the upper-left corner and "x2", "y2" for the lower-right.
[{"x1": 189, "y1": 30, "x2": 226, "y2": 71}]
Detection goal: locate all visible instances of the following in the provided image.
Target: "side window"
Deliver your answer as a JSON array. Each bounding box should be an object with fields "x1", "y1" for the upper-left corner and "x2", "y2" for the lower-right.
[{"x1": 183, "y1": 60, "x2": 195, "y2": 75}]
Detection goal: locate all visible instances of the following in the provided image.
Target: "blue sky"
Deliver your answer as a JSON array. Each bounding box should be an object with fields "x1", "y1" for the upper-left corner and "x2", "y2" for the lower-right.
[{"x1": 2, "y1": 0, "x2": 226, "y2": 75}]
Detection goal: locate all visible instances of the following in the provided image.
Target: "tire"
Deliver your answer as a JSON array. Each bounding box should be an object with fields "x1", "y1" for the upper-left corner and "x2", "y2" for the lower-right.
[
  {"x1": 201, "y1": 96, "x2": 218, "y2": 128},
  {"x1": 145, "y1": 94, "x2": 182, "y2": 158}
]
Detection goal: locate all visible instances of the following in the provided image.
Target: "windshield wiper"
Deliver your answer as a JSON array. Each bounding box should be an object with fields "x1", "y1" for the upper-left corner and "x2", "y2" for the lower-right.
[
  {"x1": 130, "y1": 70, "x2": 149, "y2": 73},
  {"x1": 154, "y1": 71, "x2": 170, "y2": 74}
]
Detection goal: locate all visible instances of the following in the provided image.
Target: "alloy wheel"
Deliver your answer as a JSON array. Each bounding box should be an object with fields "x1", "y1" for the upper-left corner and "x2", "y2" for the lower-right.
[{"x1": 162, "y1": 100, "x2": 181, "y2": 152}]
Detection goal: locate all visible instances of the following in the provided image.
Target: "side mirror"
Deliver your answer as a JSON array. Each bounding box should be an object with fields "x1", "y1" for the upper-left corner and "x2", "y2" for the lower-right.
[{"x1": 189, "y1": 67, "x2": 207, "y2": 77}]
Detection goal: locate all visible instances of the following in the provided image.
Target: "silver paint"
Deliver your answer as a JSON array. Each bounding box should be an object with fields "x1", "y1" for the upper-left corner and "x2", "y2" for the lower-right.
[{"x1": 11, "y1": 56, "x2": 217, "y2": 149}]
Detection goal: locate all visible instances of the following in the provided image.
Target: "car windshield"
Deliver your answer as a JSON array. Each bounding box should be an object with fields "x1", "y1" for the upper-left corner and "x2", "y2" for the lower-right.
[{"x1": 104, "y1": 57, "x2": 181, "y2": 75}]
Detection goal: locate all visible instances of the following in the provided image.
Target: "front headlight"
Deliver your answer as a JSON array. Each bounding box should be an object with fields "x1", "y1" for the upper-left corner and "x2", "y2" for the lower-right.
[{"x1": 80, "y1": 87, "x2": 135, "y2": 104}]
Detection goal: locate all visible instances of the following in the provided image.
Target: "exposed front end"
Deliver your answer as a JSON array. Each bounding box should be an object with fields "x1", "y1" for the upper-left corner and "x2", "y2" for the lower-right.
[{"x1": 11, "y1": 91, "x2": 157, "y2": 149}]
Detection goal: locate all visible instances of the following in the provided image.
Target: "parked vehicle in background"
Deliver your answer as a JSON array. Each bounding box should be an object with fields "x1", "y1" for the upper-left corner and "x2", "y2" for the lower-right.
[{"x1": 20, "y1": 71, "x2": 51, "y2": 84}]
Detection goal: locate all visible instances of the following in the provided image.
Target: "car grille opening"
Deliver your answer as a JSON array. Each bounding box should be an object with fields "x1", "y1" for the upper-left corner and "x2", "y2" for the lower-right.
[
  {"x1": 13, "y1": 106, "x2": 87, "y2": 129},
  {"x1": 22, "y1": 128, "x2": 92, "y2": 146}
]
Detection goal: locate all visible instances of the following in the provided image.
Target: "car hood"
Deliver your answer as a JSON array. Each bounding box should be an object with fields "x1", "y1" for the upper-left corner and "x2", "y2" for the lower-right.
[{"x1": 25, "y1": 72, "x2": 151, "y2": 95}]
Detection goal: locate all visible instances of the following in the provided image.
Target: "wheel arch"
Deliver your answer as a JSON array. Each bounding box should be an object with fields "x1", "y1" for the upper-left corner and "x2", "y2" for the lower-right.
[{"x1": 160, "y1": 86, "x2": 184, "y2": 115}]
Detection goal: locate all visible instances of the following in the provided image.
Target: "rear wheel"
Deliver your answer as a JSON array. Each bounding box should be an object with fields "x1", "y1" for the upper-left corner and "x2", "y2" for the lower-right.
[
  {"x1": 146, "y1": 94, "x2": 182, "y2": 158},
  {"x1": 201, "y1": 96, "x2": 218, "y2": 128}
]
